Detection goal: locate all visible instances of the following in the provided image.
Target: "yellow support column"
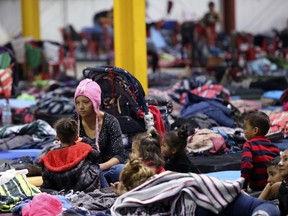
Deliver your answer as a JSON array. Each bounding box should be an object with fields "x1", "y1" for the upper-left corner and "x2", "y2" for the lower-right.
[
  {"x1": 21, "y1": 0, "x2": 40, "y2": 39},
  {"x1": 114, "y1": 0, "x2": 148, "y2": 93}
]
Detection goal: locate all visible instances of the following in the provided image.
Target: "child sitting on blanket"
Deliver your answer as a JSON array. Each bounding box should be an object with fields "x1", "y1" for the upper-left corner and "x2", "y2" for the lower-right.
[
  {"x1": 39, "y1": 118, "x2": 108, "y2": 193},
  {"x1": 241, "y1": 110, "x2": 280, "y2": 192},
  {"x1": 131, "y1": 129, "x2": 166, "y2": 174},
  {"x1": 161, "y1": 124, "x2": 200, "y2": 174},
  {"x1": 259, "y1": 156, "x2": 282, "y2": 200}
]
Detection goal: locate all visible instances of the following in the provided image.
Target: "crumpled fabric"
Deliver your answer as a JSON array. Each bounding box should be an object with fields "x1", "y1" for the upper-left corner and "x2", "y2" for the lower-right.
[{"x1": 22, "y1": 193, "x2": 62, "y2": 216}]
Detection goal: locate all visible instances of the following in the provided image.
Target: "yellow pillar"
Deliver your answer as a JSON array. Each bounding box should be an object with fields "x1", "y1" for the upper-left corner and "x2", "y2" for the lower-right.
[
  {"x1": 21, "y1": 0, "x2": 40, "y2": 39},
  {"x1": 114, "y1": 0, "x2": 148, "y2": 93}
]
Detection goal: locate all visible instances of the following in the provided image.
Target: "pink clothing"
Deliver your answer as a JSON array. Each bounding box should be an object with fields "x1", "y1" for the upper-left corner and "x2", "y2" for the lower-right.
[
  {"x1": 74, "y1": 78, "x2": 102, "y2": 151},
  {"x1": 22, "y1": 193, "x2": 62, "y2": 216}
]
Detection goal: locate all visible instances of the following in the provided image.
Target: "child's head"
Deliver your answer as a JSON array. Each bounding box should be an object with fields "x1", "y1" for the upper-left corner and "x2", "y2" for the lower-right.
[
  {"x1": 279, "y1": 149, "x2": 288, "y2": 181},
  {"x1": 131, "y1": 132, "x2": 147, "y2": 156},
  {"x1": 161, "y1": 124, "x2": 189, "y2": 158},
  {"x1": 54, "y1": 118, "x2": 78, "y2": 146},
  {"x1": 120, "y1": 156, "x2": 155, "y2": 191},
  {"x1": 267, "y1": 156, "x2": 282, "y2": 185},
  {"x1": 131, "y1": 129, "x2": 164, "y2": 168},
  {"x1": 243, "y1": 111, "x2": 270, "y2": 140}
]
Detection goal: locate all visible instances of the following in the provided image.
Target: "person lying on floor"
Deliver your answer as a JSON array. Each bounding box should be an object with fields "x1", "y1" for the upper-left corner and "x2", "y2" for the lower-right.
[
  {"x1": 111, "y1": 166, "x2": 280, "y2": 216},
  {"x1": 39, "y1": 118, "x2": 108, "y2": 193}
]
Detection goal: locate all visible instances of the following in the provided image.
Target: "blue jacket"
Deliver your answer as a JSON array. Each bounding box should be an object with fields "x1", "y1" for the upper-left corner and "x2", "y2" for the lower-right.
[{"x1": 181, "y1": 99, "x2": 236, "y2": 128}]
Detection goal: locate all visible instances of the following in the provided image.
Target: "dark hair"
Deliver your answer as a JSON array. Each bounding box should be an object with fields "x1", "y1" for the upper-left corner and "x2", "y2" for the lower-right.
[
  {"x1": 163, "y1": 124, "x2": 189, "y2": 155},
  {"x1": 267, "y1": 156, "x2": 280, "y2": 167},
  {"x1": 208, "y1": 1, "x2": 215, "y2": 7},
  {"x1": 93, "y1": 10, "x2": 109, "y2": 23},
  {"x1": 136, "y1": 129, "x2": 165, "y2": 168},
  {"x1": 244, "y1": 111, "x2": 270, "y2": 136},
  {"x1": 54, "y1": 118, "x2": 78, "y2": 144}
]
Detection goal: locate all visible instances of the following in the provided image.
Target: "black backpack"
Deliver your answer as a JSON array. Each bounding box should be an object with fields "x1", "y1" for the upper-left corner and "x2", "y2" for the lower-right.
[{"x1": 82, "y1": 66, "x2": 150, "y2": 134}]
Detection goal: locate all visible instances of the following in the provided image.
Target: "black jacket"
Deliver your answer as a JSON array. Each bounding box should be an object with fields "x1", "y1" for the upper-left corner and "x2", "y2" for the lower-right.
[
  {"x1": 278, "y1": 181, "x2": 288, "y2": 216},
  {"x1": 164, "y1": 153, "x2": 200, "y2": 174},
  {"x1": 39, "y1": 142, "x2": 101, "y2": 192}
]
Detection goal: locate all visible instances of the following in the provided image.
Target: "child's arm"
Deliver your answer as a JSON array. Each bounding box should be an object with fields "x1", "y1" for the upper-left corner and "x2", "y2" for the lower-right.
[
  {"x1": 269, "y1": 182, "x2": 281, "y2": 199},
  {"x1": 258, "y1": 183, "x2": 271, "y2": 200},
  {"x1": 241, "y1": 142, "x2": 253, "y2": 189},
  {"x1": 111, "y1": 181, "x2": 127, "y2": 196},
  {"x1": 258, "y1": 182, "x2": 281, "y2": 200}
]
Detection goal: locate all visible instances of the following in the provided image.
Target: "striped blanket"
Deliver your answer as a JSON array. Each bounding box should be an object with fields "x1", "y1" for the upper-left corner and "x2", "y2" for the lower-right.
[{"x1": 111, "y1": 171, "x2": 244, "y2": 216}]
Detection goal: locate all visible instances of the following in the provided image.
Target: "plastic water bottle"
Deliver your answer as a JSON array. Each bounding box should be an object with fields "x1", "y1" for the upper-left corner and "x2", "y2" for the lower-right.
[{"x1": 2, "y1": 100, "x2": 12, "y2": 126}]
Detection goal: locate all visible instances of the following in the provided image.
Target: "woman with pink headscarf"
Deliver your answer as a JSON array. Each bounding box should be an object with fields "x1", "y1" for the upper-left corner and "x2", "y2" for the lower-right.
[{"x1": 74, "y1": 78, "x2": 127, "y2": 185}]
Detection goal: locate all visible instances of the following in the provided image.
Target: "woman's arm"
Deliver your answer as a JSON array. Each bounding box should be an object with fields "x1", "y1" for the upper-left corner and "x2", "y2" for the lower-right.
[
  {"x1": 100, "y1": 157, "x2": 120, "y2": 170},
  {"x1": 105, "y1": 115, "x2": 128, "y2": 164}
]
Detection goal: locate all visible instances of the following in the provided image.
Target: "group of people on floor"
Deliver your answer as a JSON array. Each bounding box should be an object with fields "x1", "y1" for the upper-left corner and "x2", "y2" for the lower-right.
[{"x1": 37, "y1": 78, "x2": 288, "y2": 215}]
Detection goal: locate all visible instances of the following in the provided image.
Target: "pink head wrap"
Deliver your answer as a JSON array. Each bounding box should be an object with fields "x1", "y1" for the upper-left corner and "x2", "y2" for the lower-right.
[{"x1": 74, "y1": 78, "x2": 102, "y2": 151}]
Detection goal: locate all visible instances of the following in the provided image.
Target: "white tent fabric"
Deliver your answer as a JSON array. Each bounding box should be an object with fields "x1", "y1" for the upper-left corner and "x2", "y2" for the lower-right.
[
  {"x1": 0, "y1": 0, "x2": 287, "y2": 44},
  {"x1": 235, "y1": 0, "x2": 288, "y2": 33}
]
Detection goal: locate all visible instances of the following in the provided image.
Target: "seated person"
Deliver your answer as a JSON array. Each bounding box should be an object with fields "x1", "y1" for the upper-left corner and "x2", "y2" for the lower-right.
[
  {"x1": 258, "y1": 156, "x2": 282, "y2": 200},
  {"x1": 131, "y1": 129, "x2": 165, "y2": 174},
  {"x1": 111, "y1": 156, "x2": 155, "y2": 196},
  {"x1": 277, "y1": 148, "x2": 288, "y2": 215},
  {"x1": 241, "y1": 111, "x2": 280, "y2": 192},
  {"x1": 73, "y1": 78, "x2": 127, "y2": 184},
  {"x1": 39, "y1": 118, "x2": 107, "y2": 192},
  {"x1": 161, "y1": 124, "x2": 200, "y2": 174},
  {"x1": 112, "y1": 129, "x2": 165, "y2": 195}
]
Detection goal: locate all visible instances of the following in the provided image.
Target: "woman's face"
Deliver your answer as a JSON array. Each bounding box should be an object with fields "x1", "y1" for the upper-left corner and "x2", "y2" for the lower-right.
[
  {"x1": 75, "y1": 96, "x2": 95, "y2": 117},
  {"x1": 279, "y1": 150, "x2": 288, "y2": 181}
]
